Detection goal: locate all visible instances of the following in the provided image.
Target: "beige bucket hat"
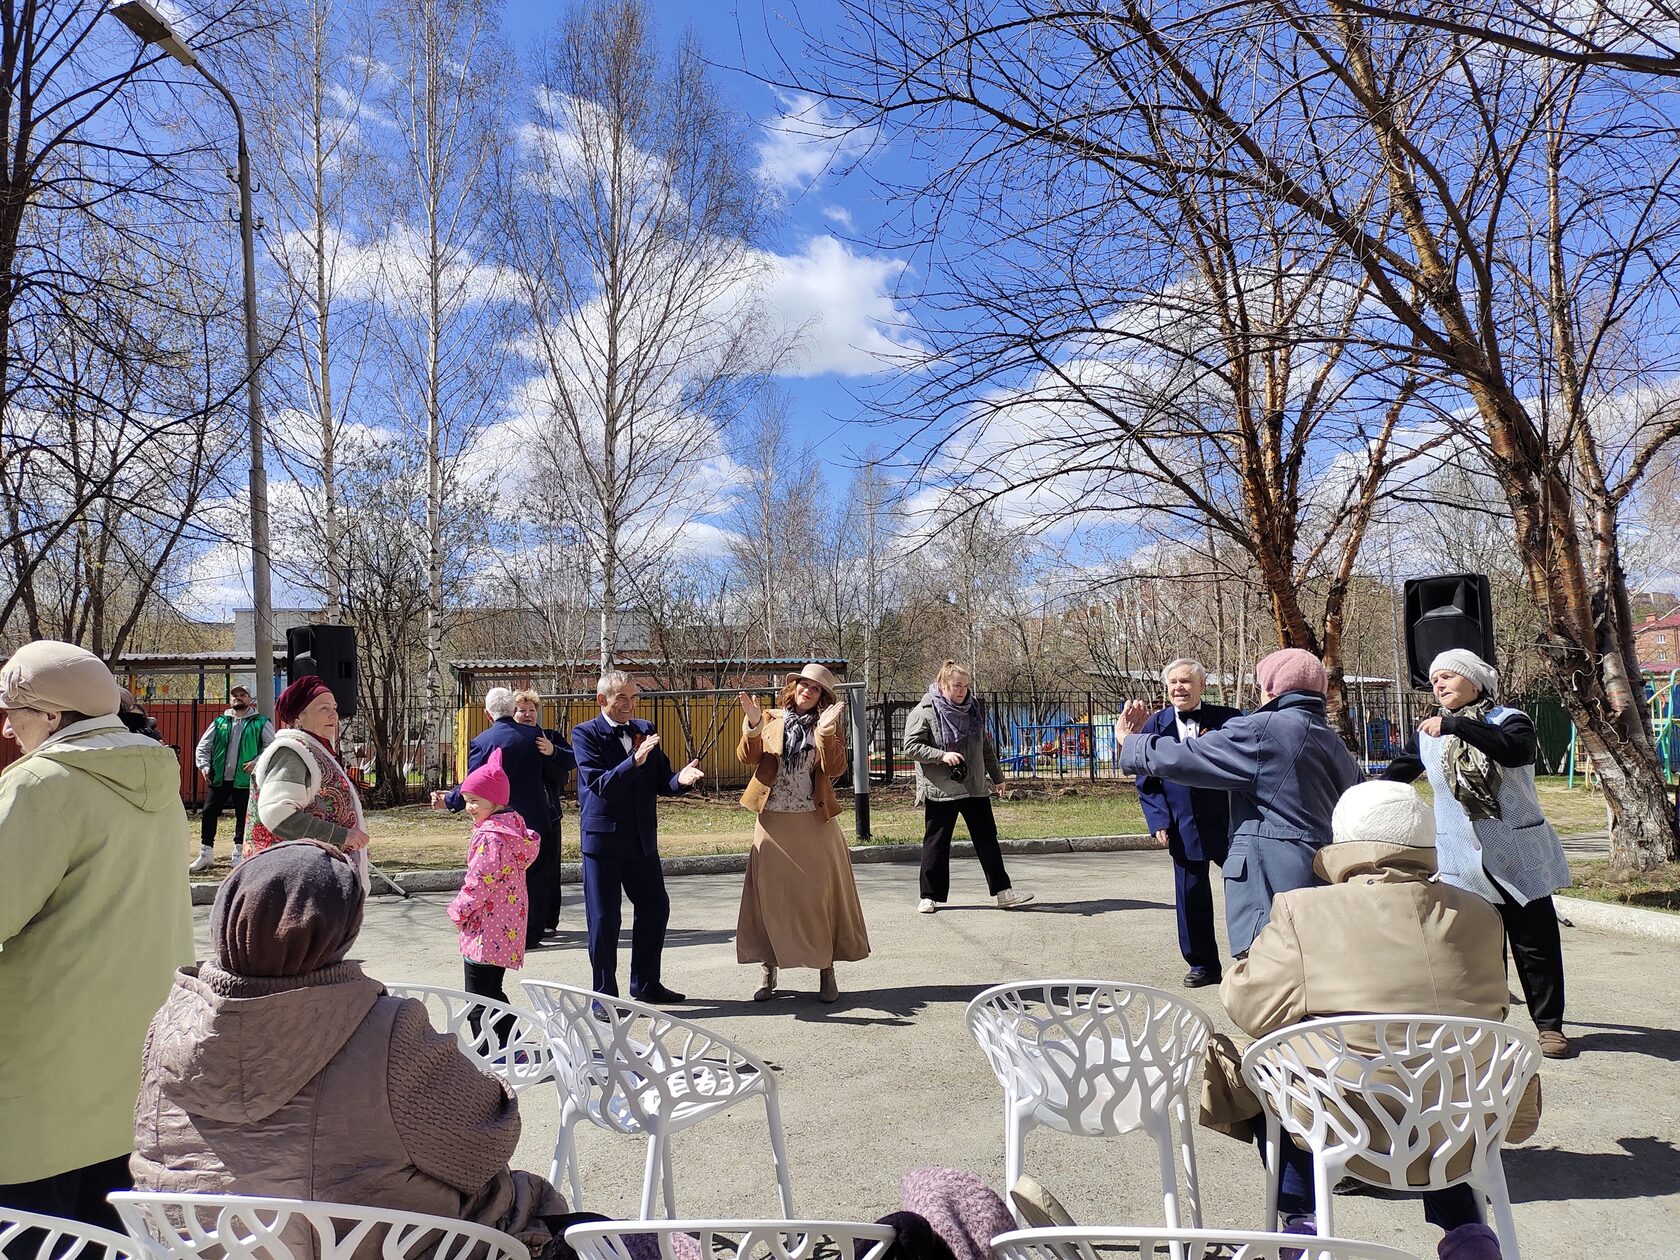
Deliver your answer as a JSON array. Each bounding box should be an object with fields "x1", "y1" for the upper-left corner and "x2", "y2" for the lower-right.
[{"x1": 783, "y1": 662, "x2": 840, "y2": 705}]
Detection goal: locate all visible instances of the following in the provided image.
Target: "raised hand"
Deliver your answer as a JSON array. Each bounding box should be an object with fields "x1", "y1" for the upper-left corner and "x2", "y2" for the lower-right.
[
  {"x1": 633, "y1": 732, "x2": 661, "y2": 765},
  {"x1": 739, "y1": 691, "x2": 762, "y2": 727},
  {"x1": 818, "y1": 699, "x2": 847, "y2": 732},
  {"x1": 535, "y1": 733, "x2": 554, "y2": 756},
  {"x1": 429, "y1": 790, "x2": 450, "y2": 810},
  {"x1": 1117, "y1": 699, "x2": 1152, "y2": 736},
  {"x1": 1418, "y1": 716, "x2": 1444, "y2": 737},
  {"x1": 676, "y1": 759, "x2": 705, "y2": 786}
]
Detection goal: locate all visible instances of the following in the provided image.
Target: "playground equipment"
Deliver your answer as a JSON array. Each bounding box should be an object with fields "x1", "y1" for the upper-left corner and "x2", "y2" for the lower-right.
[{"x1": 1566, "y1": 669, "x2": 1678, "y2": 788}]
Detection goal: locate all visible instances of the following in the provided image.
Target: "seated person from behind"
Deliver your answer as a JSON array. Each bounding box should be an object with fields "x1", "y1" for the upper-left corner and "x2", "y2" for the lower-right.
[
  {"x1": 1205, "y1": 781, "x2": 1536, "y2": 1260},
  {"x1": 131, "y1": 841, "x2": 572, "y2": 1257}
]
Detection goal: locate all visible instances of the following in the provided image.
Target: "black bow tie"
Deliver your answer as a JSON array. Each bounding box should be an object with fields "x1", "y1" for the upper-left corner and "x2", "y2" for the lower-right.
[
  {"x1": 1176, "y1": 708, "x2": 1203, "y2": 721},
  {"x1": 613, "y1": 724, "x2": 631, "y2": 739}
]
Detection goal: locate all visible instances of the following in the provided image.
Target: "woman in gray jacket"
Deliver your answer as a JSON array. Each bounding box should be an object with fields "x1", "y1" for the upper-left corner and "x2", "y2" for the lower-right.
[{"x1": 903, "y1": 661, "x2": 1034, "y2": 913}]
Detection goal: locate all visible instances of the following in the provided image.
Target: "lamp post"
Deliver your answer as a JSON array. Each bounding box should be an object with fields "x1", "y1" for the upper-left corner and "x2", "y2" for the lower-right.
[{"x1": 109, "y1": 0, "x2": 275, "y2": 718}]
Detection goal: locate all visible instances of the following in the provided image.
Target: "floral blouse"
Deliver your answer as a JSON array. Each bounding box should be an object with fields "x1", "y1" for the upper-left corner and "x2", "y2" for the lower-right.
[{"x1": 447, "y1": 809, "x2": 540, "y2": 968}]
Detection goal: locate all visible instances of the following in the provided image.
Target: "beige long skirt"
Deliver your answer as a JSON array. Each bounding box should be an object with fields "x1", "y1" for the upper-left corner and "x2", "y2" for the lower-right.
[{"x1": 736, "y1": 809, "x2": 871, "y2": 968}]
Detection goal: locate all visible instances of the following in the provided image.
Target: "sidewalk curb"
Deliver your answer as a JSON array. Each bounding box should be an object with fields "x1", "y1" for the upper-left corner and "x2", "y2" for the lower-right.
[
  {"x1": 1556, "y1": 892, "x2": 1680, "y2": 944},
  {"x1": 187, "y1": 834, "x2": 1160, "y2": 905}
]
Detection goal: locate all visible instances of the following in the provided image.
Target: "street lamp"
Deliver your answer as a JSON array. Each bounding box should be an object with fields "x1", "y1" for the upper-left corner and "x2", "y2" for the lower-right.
[{"x1": 109, "y1": 0, "x2": 275, "y2": 719}]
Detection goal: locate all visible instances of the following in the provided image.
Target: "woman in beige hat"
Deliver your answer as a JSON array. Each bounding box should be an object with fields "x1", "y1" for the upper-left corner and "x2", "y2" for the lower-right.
[
  {"x1": 734, "y1": 663, "x2": 870, "y2": 1002},
  {"x1": 0, "y1": 640, "x2": 192, "y2": 1231}
]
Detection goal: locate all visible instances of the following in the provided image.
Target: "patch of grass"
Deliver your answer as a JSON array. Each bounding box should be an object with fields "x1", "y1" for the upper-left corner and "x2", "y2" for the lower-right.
[{"x1": 1562, "y1": 859, "x2": 1680, "y2": 914}]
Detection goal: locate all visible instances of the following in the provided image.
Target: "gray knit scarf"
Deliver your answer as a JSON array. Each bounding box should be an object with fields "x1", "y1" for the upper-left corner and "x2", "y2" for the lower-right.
[
  {"x1": 1441, "y1": 697, "x2": 1503, "y2": 821},
  {"x1": 926, "y1": 683, "x2": 985, "y2": 751}
]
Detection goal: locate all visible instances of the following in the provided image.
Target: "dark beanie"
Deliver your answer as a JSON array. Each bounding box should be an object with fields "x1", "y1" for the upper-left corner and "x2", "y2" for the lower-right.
[{"x1": 211, "y1": 841, "x2": 364, "y2": 977}]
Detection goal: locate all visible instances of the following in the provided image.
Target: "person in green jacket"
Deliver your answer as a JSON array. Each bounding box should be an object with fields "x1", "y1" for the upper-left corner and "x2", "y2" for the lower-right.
[
  {"x1": 189, "y1": 684, "x2": 274, "y2": 873},
  {"x1": 0, "y1": 640, "x2": 193, "y2": 1234}
]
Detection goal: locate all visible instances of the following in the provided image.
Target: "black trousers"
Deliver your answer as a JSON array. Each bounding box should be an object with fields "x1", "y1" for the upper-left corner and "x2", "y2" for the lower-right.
[
  {"x1": 1494, "y1": 885, "x2": 1566, "y2": 1032},
  {"x1": 525, "y1": 821, "x2": 560, "y2": 949},
  {"x1": 200, "y1": 782, "x2": 250, "y2": 851},
  {"x1": 582, "y1": 850, "x2": 669, "y2": 997},
  {"x1": 1266, "y1": 1135, "x2": 1482, "y2": 1231},
  {"x1": 543, "y1": 816, "x2": 565, "y2": 933},
  {"x1": 920, "y1": 796, "x2": 1013, "y2": 900},
  {"x1": 0, "y1": 1153, "x2": 132, "y2": 1255},
  {"x1": 1173, "y1": 855, "x2": 1221, "y2": 972},
  {"x1": 462, "y1": 960, "x2": 517, "y2": 1043}
]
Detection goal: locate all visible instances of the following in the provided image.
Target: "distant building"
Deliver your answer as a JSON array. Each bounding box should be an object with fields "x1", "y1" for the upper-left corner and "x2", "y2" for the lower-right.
[{"x1": 1635, "y1": 607, "x2": 1680, "y2": 673}]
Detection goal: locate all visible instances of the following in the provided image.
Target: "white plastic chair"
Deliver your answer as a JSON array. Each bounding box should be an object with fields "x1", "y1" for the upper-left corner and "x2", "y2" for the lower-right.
[
  {"x1": 564, "y1": 1220, "x2": 895, "y2": 1260},
  {"x1": 384, "y1": 982, "x2": 555, "y2": 1094},
  {"x1": 110, "y1": 1193, "x2": 529, "y2": 1260},
  {"x1": 1240, "y1": 1016, "x2": 1541, "y2": 1258},
  {"x1": 0, "y1": 1207, "x2": 139, "y2": 1260},
  {"x1": 966, "y1": 981, "x2": 1212, "y2": 1230},
  {"x1": 990, "y1": 1225, "x2": 1418, "y2": 1260},
  {"x1": 522, "y1": 980, "x2": 796, "y2": 1220}
]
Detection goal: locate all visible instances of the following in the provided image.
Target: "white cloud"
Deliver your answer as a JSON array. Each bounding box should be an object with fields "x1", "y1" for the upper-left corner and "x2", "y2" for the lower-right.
[
  {"x1": 822, "y1": 205, "x2": 855, "y2": 230},
  {"x1": 755, "y1": 235, "x2": 921, "y2": 377},
  {"x1": 755, "y1": 93, "x2": 876, "y2": 192}
]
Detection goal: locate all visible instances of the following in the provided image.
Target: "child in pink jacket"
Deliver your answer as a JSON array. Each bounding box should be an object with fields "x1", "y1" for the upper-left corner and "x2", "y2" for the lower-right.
[{"x1": 446, "y1": 748, "x2": 540, "y2": 1032}]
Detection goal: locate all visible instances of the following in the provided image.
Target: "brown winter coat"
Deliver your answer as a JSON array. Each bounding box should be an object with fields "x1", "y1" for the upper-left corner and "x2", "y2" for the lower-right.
[
  {"x1": 1204, "y1": 842, "x2": 1538, "y2": 1181},
  {"x1": 737, "y1": 709, "x2": 848, "y2": 821},
  {"x1": 131, "y1": 961, "x2": 565, "y2": 1254}
]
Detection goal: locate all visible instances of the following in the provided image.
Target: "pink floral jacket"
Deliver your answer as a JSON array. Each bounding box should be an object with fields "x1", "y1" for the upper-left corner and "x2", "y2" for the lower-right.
[{"x1": 447, "y1": 810, "x2": 540, "y2": 968}]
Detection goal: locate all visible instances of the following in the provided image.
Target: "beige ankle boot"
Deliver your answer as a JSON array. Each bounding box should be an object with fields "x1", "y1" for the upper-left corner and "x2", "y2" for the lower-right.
[
  {"x1": 753, "y1": 963, "x2": 777, "y2": 1002},
  {"x1": 818, "y1": 967, "x2": 839, "y2": 1003}
]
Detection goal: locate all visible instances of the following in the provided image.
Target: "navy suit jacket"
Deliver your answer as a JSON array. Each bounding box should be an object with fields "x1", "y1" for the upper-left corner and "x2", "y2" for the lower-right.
[
  {"x1": 1133, "y1": 703, "x2": 1242, "y2": 864},
  {"x1": 446, "y1": 717, "x2": 552, "y2": 837},
  {"x1": 571, "y1": 714, "x2": 690, "y2": 858}
]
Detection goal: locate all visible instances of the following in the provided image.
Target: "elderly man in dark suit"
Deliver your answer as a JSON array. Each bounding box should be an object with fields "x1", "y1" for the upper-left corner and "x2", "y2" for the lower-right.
[
  {"x1": 1133, "y1": 658, "x2": 1242, "y2": 988},
  {"x1": 433, "y1": 686, "x2": 562, "y2": 949},
  {"x1": 571, "y1": 670, "x2": 704, "y2": 1004}
]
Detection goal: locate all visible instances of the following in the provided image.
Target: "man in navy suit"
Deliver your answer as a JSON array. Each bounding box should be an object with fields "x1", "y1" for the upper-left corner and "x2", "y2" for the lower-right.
[
  {"x1": 1132, "y1": 658, "x2": 1242, "y2": 988},
  {"x1": 434, "y1": 686, "x2": 562, "y2": 949},
  {"x1": 571, "y1": 670, "x2": 704, "y2": 1003}
]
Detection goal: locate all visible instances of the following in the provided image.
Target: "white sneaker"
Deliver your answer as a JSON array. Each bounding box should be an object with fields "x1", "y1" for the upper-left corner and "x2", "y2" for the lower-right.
[
  {"x1": 996, "y1": 888, "x2": 1035, "y2": 909},
  {"x1": 917, "y1": 897, "x2": 939, "y2": 914},
  {"x1": 187, "y1": 849, "x2": 214, "y2": 874}
]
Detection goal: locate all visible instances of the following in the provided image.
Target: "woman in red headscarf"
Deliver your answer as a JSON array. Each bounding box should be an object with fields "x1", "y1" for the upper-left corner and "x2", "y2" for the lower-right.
[{"x1": 246, "y1": 676, "x2": 371, "y2": 888}]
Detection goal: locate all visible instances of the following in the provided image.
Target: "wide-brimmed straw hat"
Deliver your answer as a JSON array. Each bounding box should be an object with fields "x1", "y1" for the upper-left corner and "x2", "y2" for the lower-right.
[{"x1": 783, "y1": 662, "x2": 840, "y2": 705}]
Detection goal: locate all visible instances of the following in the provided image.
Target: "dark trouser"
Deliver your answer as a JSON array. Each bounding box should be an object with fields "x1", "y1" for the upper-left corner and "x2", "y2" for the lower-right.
[
  {"x1": 1493, "y1": 885, "x2": 1566, "y2": 1033},
  {"x1": 1265, "y1": 1134, "x2": 1483, "y2": 1233},
  {"x1": 544, "y1": 816, "x2": 565, "y2": 933},
  {"x1": 0, "y1": 1154, "x2": 132, "y2": 1255},
  {"x1": 582, "y1": 850, "x2": 669, "y2": 997},
  {"x1": 200, "y1": 782, "x2": 250, "y2": 851},
  {"x1": 462, "y1": 960, "x2": 517, "y2": 1043},
  {"x1": 920, "y1": 796, "x2": 1012, "y2": 900},
  {"x1": 1173, "y1": 855, "x2": 1221, "y2": 972},
  {"x1": 525, "y1": 822, "x2": 560, "y2": 949}
]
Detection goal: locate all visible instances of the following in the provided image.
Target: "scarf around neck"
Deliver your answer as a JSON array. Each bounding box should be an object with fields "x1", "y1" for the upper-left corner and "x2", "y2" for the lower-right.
[
  {"x1": 926, "y1": 682, "x2": 985, "y2": 750},
  {"x1": 781, "y1": 706, "x2": 818, "y2": 766},
  {"x1": 1441, "y1": 697, "x2": 1503, "y2": 821}
]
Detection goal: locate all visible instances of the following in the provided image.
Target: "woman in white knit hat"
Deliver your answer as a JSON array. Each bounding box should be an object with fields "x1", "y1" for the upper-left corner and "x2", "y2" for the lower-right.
[{"x1": 1382, "y1": 648, "x2": 1574, "y2": 1058}]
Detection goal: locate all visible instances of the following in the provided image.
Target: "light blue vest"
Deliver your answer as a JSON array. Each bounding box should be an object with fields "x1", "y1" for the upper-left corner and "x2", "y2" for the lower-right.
[{"x1": 1420, "y1": 706, "x2": 1571, "y2": 906}]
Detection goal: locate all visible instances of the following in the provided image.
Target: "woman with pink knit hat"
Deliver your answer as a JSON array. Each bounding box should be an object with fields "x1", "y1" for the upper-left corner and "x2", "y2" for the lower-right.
[
  {"x1": 1116, "y1": 648, "x2": 1362, "y2": 954},
  {"x1": 447, "y1": 747, "x2": 541, "y2": 1027}
]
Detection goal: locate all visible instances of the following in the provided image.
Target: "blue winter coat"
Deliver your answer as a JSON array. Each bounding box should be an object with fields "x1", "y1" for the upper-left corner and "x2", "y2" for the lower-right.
[
  {"x1": 1133, "y1": 703, "x2": 1242, "y2": 864},
  {"x1": 1120, "y1": 690, "x2": 1362, "y2": 951}
]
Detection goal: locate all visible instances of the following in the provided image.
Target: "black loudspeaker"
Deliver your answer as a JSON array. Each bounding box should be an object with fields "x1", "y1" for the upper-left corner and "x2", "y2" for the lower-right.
[
  {"x1": 1403, "y1": 574, "x2": 1496, "y2": 689},
  {"x1": 286, "y1": 624, "x2": 358, "y2": 719}
]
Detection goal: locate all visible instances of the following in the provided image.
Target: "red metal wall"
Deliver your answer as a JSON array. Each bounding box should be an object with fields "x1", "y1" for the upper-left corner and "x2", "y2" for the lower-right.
[{"x1": 0, "y1": 701, "x2": 215, "y2": 807}]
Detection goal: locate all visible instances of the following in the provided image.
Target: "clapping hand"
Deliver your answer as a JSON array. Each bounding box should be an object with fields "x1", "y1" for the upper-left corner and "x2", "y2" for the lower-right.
[
  {"x1": 739, "y1": 691, "x2": 763, "y2": 727},
  {"x1": 676, "y1": 759, "x2": 705, "y2": 787},
  {"x1": 1117, "y1": 699, "x2": 1152, "y2": 737},
  {"x1": 633, "y1": 732, "x2": 661, "y2": 765}
]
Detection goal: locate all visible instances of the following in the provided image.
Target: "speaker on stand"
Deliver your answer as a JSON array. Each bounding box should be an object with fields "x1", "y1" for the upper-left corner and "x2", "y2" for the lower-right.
[{"x1": 1403, "y1": 573, "x2": 1497, "y2": 690}]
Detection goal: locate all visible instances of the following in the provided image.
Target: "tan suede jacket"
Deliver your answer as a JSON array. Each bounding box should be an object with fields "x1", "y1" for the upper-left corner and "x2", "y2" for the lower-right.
[{"x1": 737, "y1": 708, "x2": 848, "y2": 820}]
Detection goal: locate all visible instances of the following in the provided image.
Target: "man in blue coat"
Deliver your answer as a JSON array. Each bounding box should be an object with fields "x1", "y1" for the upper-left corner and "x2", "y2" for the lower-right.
[
  {"x1": 435, "y1": 686, "x2": 562, "y2": 949},
  {"x1": 1118, "y1": 648, "x2": 1362, "y2": 957},
  {"x1": 571, "y1": 670, "x2": 704, "y2": 1003},
  {"x1": 1132, "y1": 658, "x2": 1242, "y2": 988}
]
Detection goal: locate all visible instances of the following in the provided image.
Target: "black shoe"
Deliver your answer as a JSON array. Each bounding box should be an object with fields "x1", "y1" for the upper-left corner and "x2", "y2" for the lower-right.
[
  {"x1": 1182, "y1": 967, "x2": 1221, "y2": 988},
  {"x1": 631, "y1": 983, "x2": 686, "y2": 1004}
]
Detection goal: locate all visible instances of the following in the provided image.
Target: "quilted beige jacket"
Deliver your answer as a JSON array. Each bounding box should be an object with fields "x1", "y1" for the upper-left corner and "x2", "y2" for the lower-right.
[{"x1": 131, "y1": 962, "x2": 564, "y2": 1253}]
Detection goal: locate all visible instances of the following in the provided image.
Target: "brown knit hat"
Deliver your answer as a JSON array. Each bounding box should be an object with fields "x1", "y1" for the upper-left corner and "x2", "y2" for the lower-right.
[{"x1": 211, "y1": 841, "x2": 365, "y2": 977}]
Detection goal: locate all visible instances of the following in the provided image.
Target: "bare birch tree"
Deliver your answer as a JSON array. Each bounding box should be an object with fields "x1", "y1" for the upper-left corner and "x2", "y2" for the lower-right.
[
  {"x1": 376, "y1": 0, "x2": 510, "y2": 787},
  {"x1": 502, "y1": 0, "x2": 771, "y2": 673}
]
